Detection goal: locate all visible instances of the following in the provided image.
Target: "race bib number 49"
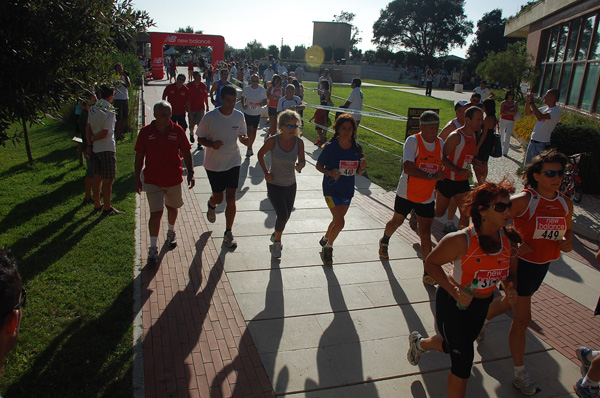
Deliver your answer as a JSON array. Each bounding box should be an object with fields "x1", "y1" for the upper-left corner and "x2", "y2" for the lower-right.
[
  {"x1": 533, "y1": 217, "x2": 567, "y2": 240},
  {"x1": 339, "y1": 160, "x2": 359, "y2": 176}
]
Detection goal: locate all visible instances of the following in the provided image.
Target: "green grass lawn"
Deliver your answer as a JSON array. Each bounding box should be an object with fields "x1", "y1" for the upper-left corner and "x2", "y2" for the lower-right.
[
  {"x1": 361, "y1": 79, "x2": 412, "y2": 87},
  {"x1": 0, "y1": 118, "x2": 137, "y2": 397},
  {"x1": 302, "y1": 82, "x2": 455, "y2": 190}
]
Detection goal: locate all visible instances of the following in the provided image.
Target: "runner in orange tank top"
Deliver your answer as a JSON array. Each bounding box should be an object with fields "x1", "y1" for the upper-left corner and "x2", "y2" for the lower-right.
[
  {"x1": 407, "y1": 180, "x2": 520, "y2": 398},
  {"x1": 435, "y1": 106, "x2": 482, "y2": 231},
  {"x1": 379, "y1": 111, "x2": 445, "y2": 284},
  {"x1": 479, "y1": 149, "x2": 573, "y2": 395}
]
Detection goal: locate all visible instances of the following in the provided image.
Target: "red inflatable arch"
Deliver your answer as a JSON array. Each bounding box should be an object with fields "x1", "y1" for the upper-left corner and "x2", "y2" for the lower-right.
[{"x1": 149, "y1": 32, "x2": 225, "y2": 80}]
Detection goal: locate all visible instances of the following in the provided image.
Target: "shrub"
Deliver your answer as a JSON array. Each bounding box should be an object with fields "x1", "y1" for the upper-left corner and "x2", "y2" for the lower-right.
[{"x1": 551, "y1": 122, "x2": 600, "y2": 194}]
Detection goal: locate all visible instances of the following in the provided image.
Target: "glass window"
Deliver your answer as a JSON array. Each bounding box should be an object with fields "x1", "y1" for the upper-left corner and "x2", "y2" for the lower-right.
[
  {"x1": 566, "y1": 19, "x2": 581, "y2": 61},
  {"x1": 591, "y1": 15, "x2": 600, "y2": 60},
  {"x1": 559, "y1": 64, "x2": 572, "y2": 102},
  {"x1": 568, "y1": 64, "x2": 585, "y2": 107},
  {"x1": 547, "y1": 28, "x2": 559, "y2": 62},
  {"x1": 580, "y1": 63, "x2": 600, "y2": 110},
  {"x1": 540, "y1": 64, "x2": 553, "y2": 95},
  {"x1": 579, "y1": 15, "x2": 596, "y2": 60},
  {"x1": 556, "y1": 25, "x2": 568, "y2": 62},
  {"x1": 551, "y1": 64, "x2": 561, "y2": 89}
]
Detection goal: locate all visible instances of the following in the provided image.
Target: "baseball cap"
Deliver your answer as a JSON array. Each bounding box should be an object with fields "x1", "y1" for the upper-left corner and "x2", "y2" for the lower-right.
[{"x1": 454, "y1": 100, "x2": 469, "y2": 110}]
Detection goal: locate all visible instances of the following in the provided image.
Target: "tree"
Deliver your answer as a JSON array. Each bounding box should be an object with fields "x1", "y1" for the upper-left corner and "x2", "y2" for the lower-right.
[
  {"x1": 111, "y1": 0, "x2": 154, "y2": 53},
  {"x1": 333, "y1": 11, "x2": 362, "y2": 58},
  {"x1": 476, "y1": 41, "x2": 535, "y2": 95},
  {"x1": 245, "y1": 40, "x2": 268, "y2": 60},
  {"x1": 268, "y1": 45, "x2": 279, "y2": 59},
  {"x1": 372, "y1": 0, "x2": 473, "y2": 62},
  {"x1": 0, "y1": 0, "x2": 153, "y2": 164},
  {"x1": 466, "y1": 9, "x2": 519, "y2": 72},
  {"x1": 280, "y1": 45, "x2": 292, "y2": 60},
  {"x1": 293, "y1": 45, "x2": 306, "y2": 60}
]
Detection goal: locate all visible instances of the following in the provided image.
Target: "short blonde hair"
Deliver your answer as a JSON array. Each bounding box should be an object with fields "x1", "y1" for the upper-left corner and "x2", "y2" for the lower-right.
[{"x1": 277, "y1": 110, "x2": 301, "y2": 137}]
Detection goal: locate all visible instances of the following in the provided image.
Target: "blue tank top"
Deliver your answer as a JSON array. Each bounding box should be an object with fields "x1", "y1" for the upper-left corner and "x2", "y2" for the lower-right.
[{"x1": 216, "y1": 80, "x2": 230, "y2": 107}]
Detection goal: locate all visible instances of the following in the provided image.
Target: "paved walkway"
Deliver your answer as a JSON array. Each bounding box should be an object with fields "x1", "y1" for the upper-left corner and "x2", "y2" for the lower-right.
[{"x1": 136, "y1": 75, "x2": 600, "y2": 397}]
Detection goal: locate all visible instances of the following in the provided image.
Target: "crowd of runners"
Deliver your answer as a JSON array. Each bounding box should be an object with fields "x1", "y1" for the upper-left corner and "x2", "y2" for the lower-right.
[{"x1": 132, "y1": 59, "x2": 599, "y2": 398}]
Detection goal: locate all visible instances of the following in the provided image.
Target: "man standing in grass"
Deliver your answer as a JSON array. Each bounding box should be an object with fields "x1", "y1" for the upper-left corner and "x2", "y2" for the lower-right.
[
  {"x1": 342, "y1": 78, "x2": 363, "y2": 127},
  {"x1": 86, "y1": 85, "x2": 123, "y2": 216},
  {"x1": 0, "y1": 249, "x2": 24, "y2": 379},
  {"x1": 134, "y1": 101, "x2": 195, "y2": 262}
]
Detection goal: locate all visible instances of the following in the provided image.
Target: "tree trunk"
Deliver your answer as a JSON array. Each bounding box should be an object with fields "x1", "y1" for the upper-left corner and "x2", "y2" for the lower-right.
[{"x1": 22, "y1": 118, "x2": 34, "y2": 166}]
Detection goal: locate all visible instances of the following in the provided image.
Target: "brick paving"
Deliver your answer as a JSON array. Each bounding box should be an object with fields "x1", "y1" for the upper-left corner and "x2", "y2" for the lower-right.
[
  {"x1": 139, "y1": 182, "x2": 274, "y2": 398},
  {"x1": 353, "y1": 190, "x2": 600, "y2": 369}
]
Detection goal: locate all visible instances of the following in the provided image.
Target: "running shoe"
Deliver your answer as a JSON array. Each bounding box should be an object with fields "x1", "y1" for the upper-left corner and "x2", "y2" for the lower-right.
[
  {"x1": 148, "y1": 247, "x2": 158, "y2": 262},
  {"x1": 272, "y1": 241, "x2": 282, "y2": 259},
  {"x1": 422, "y1": 272, "x2": 437, "y2": 286},
  {"x1": 442, "y1": 224, "x2": 458, "y2": 234},
  {"x1": 319, "y1": 236, "x2": 328, "y2": 247},
  {"x1": 576, "y1": 346, "x2": 593, "y2": 376},
  {"x1": 206, "y1": 201, "x2": 216, "y2": 223},
  {"x1": 407, "y1": 331, "x2": 425, "y2": 366},
  {"x1": 513, "y1": 369, "x2": 538, "y2": 396},
  {"x1": 223, "y1": 231, "x2": 237, "y2": 248},
  {"x1": 574, "y1": 377, "x2": 599, "y2": 398},
  {"x1": 322, "y1": 246, "x2": 333, "y2": 266},
  {"x1": 166, "y1": 230, "x2": 177, "y2": 248},
  {"x1": 379, "y1": 239, "x2": 389, "y2": 259}
]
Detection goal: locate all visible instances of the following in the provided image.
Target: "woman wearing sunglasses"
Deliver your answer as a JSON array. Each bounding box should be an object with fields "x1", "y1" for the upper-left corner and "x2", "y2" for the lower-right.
[
  {"x1": 257, "y1": 110, "x2": 305, "y2": 259},
  {"x1": 479, "y1": 148, "x2": 573, "y2": 395},
  {"x1": 407, "y1": 180, "x2": 521, "y2": 398},
  {"x1": 316, "y1": 114, "x2": 366, "y2": 266}
]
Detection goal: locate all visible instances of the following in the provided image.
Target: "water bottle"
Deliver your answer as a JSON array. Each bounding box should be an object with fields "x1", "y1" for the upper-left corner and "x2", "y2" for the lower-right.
[{"x1": 456, "y1": 278, "x2": 479, "y2": 310}]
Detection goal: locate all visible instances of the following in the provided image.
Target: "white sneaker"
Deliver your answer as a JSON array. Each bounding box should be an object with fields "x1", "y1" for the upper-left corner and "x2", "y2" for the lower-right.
[
  {"x1": 407, "y1": 331, "x2": 425, "y2": 366},
  {"x1": 513, "y1": 369, "x2": 538, "y2": 395},
  {"x1": 272, "y1": 241, "x2": 282, "y2": 258},
  {"x1": 223, "y1": 231, "x2": 237, "y2": 248}
]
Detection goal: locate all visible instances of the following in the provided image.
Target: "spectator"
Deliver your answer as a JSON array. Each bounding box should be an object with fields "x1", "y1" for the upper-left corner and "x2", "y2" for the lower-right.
[
  {"x1": 79, "y1": 90, "x2": 97, "y2": 205},
  {"x1": 113, "y1": 63, "x2": 131, "y2": 141},
  {"x1": 0, "y1": 249, "x2": 25, "y2": 378},
  {"x1": 342, "y1": 78, "x2": 363, "y2": 128},
  {"x1": 86, "y1": 85, "x2": 123, "y2": 216},
  {"x1": 524, "y1": 88, "x2": 561, "y2": 166},
  {"x1": 473, "y1": 80, "x2": 495, "y2": 99}
]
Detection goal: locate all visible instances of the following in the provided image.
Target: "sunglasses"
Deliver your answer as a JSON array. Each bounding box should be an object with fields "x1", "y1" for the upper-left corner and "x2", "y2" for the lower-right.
[
  {"x1": 251, "y1": 80, "x2": 259, "y2": 83},
  {"x1": 284, "y1": 124, "x2": 299, "y2": 129},
  {"x1": 543, "y1": 169, "x2": 565, "y2": 178},
  {"x1": 486, "y1": 201, "x2": 512, "y2": 212},
  {"x1": 1, "y1": 288, "x2": 26, "y2": 317}
]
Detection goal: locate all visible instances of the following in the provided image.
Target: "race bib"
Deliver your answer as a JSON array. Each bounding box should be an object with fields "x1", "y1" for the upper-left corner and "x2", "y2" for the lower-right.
[
  {"x1": 339, "y1": 160, "x2": 359, "y2": 176},
  {"x1": 419, "y1": 163, "x2": 439, "y2": 174},
  {"x1": 532, "y1": 217, "x2": 567, "y2": 240},
  {"x1": 472, "y1": 268, "x2": 509, "y2": 290},
  {"x1": 463, "y1": 154, "x2": 474, "y2": 168}
]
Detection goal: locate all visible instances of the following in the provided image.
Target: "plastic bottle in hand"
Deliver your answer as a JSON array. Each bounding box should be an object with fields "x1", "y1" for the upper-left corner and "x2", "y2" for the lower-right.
[{"x1": 456, "y1": 278, "x2": 479, "y2": 310}]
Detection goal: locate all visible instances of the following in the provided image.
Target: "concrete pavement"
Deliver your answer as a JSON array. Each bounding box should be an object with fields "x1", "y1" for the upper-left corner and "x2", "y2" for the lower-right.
[{"x1": 135, "y1": 74, "x2": 600, "y2": 397}]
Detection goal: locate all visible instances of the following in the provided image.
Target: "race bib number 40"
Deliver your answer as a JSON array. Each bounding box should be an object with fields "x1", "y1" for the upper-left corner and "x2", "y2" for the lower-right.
[
  {"x1": 473, "y1": 268, "x2": 509, "y2": 290},
  {"x1": 533, "y1": 217, "x2": 567, "y2": 240},
  {"x1": 339, "y1": 160, "x2": 359, "y2": 176}
]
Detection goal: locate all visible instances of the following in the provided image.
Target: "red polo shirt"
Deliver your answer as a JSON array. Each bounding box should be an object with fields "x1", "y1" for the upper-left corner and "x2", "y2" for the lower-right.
[
  {"x1": 187, "y1": 81, "x2": 209, "y2": 111},
  {"x1": 135, "y1": 120, "x2": 192, "y2": 187},
  {"x1": 162, "y1": 83, "x2": 190, "y2": 115}
]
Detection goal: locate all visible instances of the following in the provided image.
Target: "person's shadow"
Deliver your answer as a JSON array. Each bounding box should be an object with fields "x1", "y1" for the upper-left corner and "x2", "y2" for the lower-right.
[{"x1": 304, "y1": 267, "x2": 379, "y2": 397}]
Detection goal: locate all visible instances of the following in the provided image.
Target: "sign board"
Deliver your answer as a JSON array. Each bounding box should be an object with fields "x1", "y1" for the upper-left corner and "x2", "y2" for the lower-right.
[{"x1": 405, "y1": 108, "x2": 440, "y2": 138}]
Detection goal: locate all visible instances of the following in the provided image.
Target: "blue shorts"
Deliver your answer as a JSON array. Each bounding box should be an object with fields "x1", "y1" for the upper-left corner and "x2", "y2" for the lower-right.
[{"x1": 324, "y1": 195, "x2": 351, "y2": 208}]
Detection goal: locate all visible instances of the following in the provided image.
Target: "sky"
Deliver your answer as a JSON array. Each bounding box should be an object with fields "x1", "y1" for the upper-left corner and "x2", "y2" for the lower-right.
[{"x1": 132, "y1": 0, "x2": 528, "y2": 58}]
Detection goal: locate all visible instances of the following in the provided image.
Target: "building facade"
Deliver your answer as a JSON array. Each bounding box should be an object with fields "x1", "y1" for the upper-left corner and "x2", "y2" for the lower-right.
[{"x1": 506, "y1": 0, "x2": 600, "y2": 114}]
